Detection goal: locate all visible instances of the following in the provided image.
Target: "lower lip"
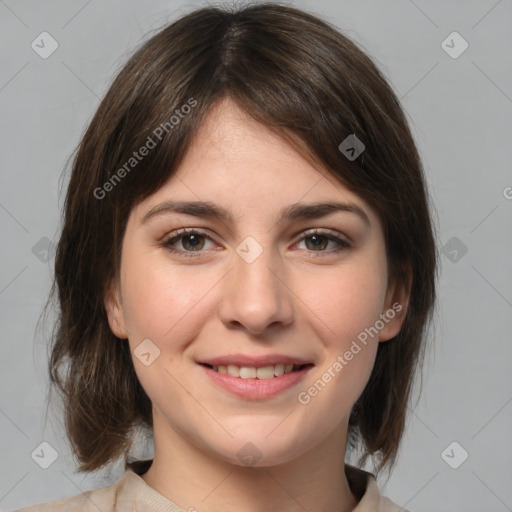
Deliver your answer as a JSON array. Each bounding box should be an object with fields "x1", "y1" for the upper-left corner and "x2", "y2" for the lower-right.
[{"x1": 200, "y1": 364, "x2": 314, "y2": 400}]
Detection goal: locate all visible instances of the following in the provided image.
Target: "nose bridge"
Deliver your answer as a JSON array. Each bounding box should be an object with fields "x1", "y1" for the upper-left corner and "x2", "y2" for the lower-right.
[
  {"x1": 219, "y1": 239, "x2": 293, "y2": 333},
  {"x1": 236, "y1": 243, "x2": 280, "y2": 293}
]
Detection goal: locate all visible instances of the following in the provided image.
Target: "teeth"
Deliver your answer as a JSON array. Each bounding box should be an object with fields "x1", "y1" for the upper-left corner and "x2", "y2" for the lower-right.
[
  {"x1": 227, "y1": 365, "x2": 240, "y2": 377},
  {"x1": 274, "y1": 364, "x2": 285, "y2": 376},
  {"x1": 212, "y1": 363, "x2": 301, "y2": 379},
  {"x1": 240, "y1": 367, "x2": 257, "y2": 379},
  {"x1": 256, "y1": 366, "x2": 274, "y2": 379}
]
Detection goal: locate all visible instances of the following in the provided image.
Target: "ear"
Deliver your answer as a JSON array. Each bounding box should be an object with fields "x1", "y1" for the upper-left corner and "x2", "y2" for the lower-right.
[
  {"x1": 104, "y1": 279, "x2": 128, "y2": 339},
  {"x1": 378, "y1": 265, "x2": 411, "y2": 342}
]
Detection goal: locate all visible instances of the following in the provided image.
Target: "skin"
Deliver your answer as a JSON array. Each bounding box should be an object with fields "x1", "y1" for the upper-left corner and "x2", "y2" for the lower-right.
[{"x1": 105, "y1": 97, "x2": 409, "y2": 512}]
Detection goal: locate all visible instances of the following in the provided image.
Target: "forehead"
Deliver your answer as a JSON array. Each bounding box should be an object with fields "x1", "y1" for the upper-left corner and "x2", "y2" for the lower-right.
[
  {"x1": 180, "y1": 97, "x2": 321, "y2": 183},
  {"x1": 133, "y1": 97, "x2": 380, "y2": 228}
]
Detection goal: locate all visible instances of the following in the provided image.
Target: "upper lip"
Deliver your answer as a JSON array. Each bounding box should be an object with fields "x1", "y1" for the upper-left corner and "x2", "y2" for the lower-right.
[{"x1": 198, "y1": 353, "x2": 314, "y2": 367}]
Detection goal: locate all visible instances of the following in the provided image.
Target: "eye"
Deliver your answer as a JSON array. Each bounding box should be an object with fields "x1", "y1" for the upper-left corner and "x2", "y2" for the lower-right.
[
  {"x1": 162, "y1": 228, "x2": 216, "y2": 257},
  {"x1": 295, "y1": 229, "x2": 351, "y2": 255},
  {"x1": 161, "y1": 228, "x2": 351, "y2": 258}
]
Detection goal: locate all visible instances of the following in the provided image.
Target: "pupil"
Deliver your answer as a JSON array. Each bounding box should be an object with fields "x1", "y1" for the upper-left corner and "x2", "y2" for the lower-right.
[
  {"x1": 307, "y1": 235, "x2": 326, "y2": 250},
  {"x1": 185, "y1": 234, "x2": 202, "y2": 250}
]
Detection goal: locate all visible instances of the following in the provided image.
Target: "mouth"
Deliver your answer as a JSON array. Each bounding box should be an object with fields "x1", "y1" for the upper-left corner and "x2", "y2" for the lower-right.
[
  {"x1": 199, "y1": 362, "x2": 314, "y2": 380},
  {"x1": 199, "y1": 361, "x2": 315, "y2": 400}
]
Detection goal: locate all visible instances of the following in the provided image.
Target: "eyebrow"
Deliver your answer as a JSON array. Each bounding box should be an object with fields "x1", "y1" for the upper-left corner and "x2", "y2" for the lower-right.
[{"x1": 142, "y1": 200, "x2": 370, "y2": 227}]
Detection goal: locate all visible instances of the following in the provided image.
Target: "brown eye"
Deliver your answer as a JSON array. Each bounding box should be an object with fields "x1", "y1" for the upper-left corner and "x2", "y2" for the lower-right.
[
  {"x1": 297, "y1": 230, "x2": 350, "y2": 254},
  {"x1": 179, "y1": 233, "x2": 206, "y2": 251},
  {"x1": 162, "y1": 229, "x2": 214, "y2": 257},
  {"x1": 304, "y1": 234, "x2": 330, "y2": 251}
]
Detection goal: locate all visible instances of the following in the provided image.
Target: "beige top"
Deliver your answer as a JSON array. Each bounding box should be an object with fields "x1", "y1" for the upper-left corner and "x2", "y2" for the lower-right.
[{"x1": 15, "y1": 460, "x2": 408, "y2": 511}]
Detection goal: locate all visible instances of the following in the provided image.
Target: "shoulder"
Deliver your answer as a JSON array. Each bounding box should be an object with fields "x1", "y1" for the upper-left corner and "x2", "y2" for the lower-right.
[
  {"x1": 345, "y1": 464, "x2": 410, "y2": 512},
  {"x1": 378, "y1": 495, "x2": 410, "y2": 512},
  {"x1": 13, "y1": 472, "x2": 132, "y2": 512}
]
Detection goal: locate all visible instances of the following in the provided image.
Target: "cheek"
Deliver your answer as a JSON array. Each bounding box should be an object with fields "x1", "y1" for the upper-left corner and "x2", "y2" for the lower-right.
[
  {"x1": 303, "y1": 261, "x2": 388, "y2": 347},
  {"x1": 296, "y1": 258, "x2": 388, "y2": 393},
  {"x1": 118, "y1": 250, "x2": 217, "y2": 399},
  {"x1": 293, "y1": 266, "x2": 387, "y2": 424},
  {"x1": 119, "y1": 248, "x2": 216, "y2": 342}
]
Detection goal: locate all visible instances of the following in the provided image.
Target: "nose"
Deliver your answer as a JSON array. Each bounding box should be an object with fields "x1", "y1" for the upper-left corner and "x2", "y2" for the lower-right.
[{"x1": 218, "y1": 245, "x2": 294, "y2": 336}]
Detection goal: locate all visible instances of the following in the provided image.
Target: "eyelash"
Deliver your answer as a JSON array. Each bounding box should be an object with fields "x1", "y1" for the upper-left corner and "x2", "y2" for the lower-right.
[{"x1": 161, "y1": 228, "x2": 351, "y2": 258}]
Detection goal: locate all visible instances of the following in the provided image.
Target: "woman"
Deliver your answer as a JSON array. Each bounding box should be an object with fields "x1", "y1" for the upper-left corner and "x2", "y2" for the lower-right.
[{"x1": 18, "y1": 2, "x2": 437, "y2": 511}]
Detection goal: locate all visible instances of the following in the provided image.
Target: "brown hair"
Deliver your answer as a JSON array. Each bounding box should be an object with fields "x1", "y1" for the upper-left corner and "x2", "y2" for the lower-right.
[{"x1": 46, "y1": 1, "x2": 437, "y2": 476}]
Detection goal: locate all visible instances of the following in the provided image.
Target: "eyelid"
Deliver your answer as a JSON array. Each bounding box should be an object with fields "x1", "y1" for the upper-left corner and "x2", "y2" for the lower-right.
[
  {"x1": 162, "y1": 228, "x2": 217, "y2": 257},
  {"x1": 161, "y1": 227, "x2": 351, "y2": 258},
  {"x1": 298, "y1": 227, "x2": 351, "y2": 244}
]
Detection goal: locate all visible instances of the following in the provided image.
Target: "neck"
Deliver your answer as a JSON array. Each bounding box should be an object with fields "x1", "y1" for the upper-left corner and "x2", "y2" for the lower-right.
[{"x1": 141, "y1": 411, "x2": 359, "y2": 512}]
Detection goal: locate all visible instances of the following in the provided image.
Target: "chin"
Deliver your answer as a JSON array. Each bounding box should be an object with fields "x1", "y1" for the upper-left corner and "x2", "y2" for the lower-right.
[{"x1": 203, "y1": 431, "x2": 311, "y2": 468}]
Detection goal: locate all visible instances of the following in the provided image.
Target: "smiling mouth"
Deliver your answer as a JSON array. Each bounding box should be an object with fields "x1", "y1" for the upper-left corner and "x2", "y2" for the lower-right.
[{"x1": 199, "y1": 363, "x2": 313, "y2": 379}]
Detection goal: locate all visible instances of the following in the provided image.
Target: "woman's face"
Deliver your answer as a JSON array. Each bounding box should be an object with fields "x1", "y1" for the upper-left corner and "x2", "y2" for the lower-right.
[{"x1": 106, "y1": 97, "x2": 406, "y2": 467}]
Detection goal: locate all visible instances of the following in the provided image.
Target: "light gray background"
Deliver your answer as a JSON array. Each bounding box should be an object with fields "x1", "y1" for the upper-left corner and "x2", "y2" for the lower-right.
[{"x1": 1, "y1": 1, "x2": 511, "y2": 511}]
